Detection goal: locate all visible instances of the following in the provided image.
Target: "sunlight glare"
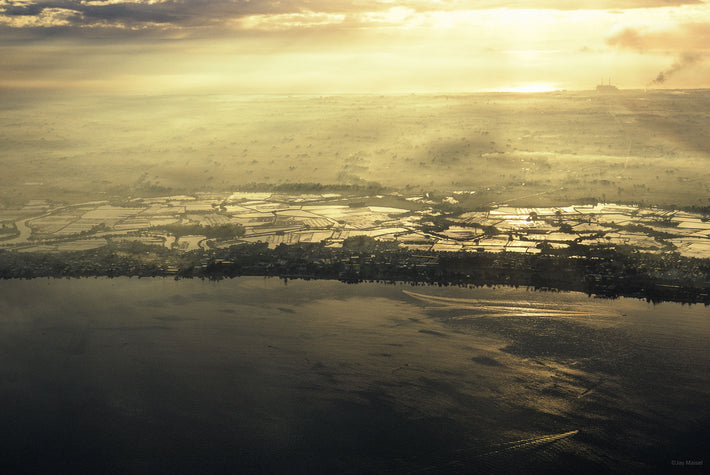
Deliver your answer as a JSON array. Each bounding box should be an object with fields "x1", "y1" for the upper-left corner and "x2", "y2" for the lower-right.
[{"x1": 499, "y1": 84, "x2": 558, "y2": 93}]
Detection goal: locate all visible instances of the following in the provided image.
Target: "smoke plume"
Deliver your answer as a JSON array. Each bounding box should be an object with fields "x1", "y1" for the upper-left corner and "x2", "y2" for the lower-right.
[{"x1": 648, "y1": 52, "x2": 706, "y2": 86}]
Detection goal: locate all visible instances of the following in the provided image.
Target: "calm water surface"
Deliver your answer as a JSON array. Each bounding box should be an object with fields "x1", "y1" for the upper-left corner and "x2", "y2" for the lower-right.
[{"x1": 0, "y1": 277, "x2": 707, "y2": 474}]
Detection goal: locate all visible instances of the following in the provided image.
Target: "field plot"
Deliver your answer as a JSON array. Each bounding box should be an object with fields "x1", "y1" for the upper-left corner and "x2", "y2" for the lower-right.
[
  {"x1": 148, "y1": 217, "x2": 180, "y2": 227},
  {"x1": 186, "y1": 214, "x2": 231, "y2": 226},
  {"x1": 29, "y1": 213, "x2": 82, "y2": 235},
  {"x1": 54, "y1": 239, "x2": 108, "y2": 252},
  {"x1": 431, "y1": 240, "x2": 464, "y2": 252},
  {"x1": 669, "y1": 238, "x2": 710, "y2": 258},
  {"x1": 185, "y1": 202, "x2": 217, "y2": 212},
  {"x1": 0, "y1": 211, "x2": 27, "y2": 225},
  {"x1": 16, "y1": 238, "x2": 108, "y2": 253},
  {"x1": 175, "y1": 235, "x2": 204, "y2": 251},
  {"x1": 59, "y1": 206, "x2": 140, "y2": 233}
]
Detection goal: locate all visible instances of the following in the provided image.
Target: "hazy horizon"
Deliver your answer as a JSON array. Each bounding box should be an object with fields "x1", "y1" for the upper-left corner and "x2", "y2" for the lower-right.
[
  {"x1": 4, "y1": 86, "x2": 710, "y2": 101},
  {"x1": 3, "y1": 1, "x2": 710, "y2": 95}
]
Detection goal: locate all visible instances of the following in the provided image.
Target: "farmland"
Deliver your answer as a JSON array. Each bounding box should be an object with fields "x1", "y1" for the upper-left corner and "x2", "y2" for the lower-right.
[{"x1": 1, "y1": 191, "x2": 709, "y2": 260}]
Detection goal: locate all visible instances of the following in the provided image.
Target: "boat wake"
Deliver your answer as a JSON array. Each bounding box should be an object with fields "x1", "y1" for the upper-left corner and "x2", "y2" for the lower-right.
[
  {"x1": 403, "y1": 290, "x2": 605, "y2": 318},
  {"x1": 471, "y1": 430, "x2": 580, "y2": 458}
]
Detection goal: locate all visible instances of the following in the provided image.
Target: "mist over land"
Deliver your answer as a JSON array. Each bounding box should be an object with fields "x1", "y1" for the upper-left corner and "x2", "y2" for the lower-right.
[{"x1": 2, "y1": 90, "x2": 709, "y2": 208}]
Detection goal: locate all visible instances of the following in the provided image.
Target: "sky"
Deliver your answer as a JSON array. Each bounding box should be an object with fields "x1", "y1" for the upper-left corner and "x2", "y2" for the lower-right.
[{"x1": 1, "y1": 0, "x2": 709, "y2": 94}]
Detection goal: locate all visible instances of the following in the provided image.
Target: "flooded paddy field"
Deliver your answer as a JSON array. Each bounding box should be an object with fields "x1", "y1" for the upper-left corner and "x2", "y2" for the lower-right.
[
  {"x1": 3, "y1": 192, "x2": 710, "y2": 260},
  {"x1": 0, "y1": 277, "x2": 707, "y2": 473}
]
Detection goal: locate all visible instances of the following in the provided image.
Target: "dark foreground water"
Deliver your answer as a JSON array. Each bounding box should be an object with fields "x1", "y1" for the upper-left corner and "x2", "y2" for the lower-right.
[{"x1": 0, "y1": 277, "x2": 707, "y2": 474}]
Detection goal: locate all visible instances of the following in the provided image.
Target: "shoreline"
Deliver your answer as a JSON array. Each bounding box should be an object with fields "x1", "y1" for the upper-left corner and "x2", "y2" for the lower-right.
[{"x1": 1, "y1": 242, "x2": 708, "y2": 305}]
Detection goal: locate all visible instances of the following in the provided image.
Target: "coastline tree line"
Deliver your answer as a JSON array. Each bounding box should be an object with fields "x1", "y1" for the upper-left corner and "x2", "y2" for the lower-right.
[{"x1": 0, "y1": 239, "x2": 708, "y2": 305}]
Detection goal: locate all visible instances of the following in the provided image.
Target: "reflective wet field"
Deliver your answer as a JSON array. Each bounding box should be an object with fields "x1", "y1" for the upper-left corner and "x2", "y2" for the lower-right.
[{"x1": 0, "y1": 277, "x2": 707, "y2": 473}]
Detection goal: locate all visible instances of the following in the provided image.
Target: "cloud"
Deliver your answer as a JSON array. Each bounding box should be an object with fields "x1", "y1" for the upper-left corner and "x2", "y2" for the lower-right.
[
  {"x1": 0, "y1": 0, "x2": 285, "y2": 31},
  {"x1": 1, "y1": 0, "x2": 708, "y2": 93},
  {"x1": 606, "y1": 22, "x2": 710, "y2": 52},
  {"x1": 606, "y1": 22, "x2": 710, "y2": 86},
  {"x1": 606, "y1": 27, "x2": 647, "y2": 51},
  {"x1": 1, "y1": 0, "x2": 706, "y2": 35}
]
